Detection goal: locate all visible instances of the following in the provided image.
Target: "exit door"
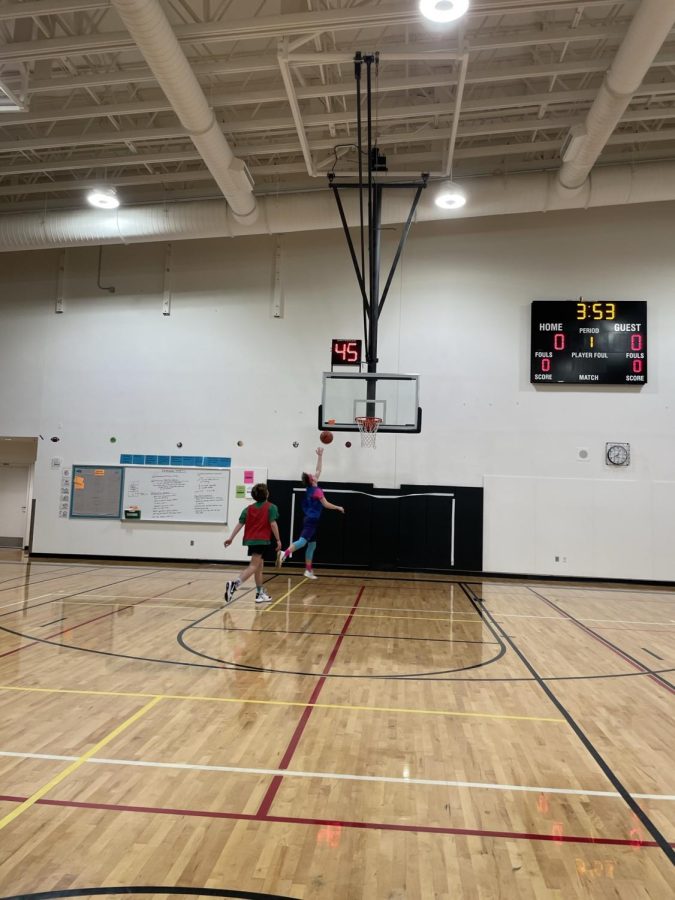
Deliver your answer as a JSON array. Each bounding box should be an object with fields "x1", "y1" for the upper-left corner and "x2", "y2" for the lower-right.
[{"x1": 0, "y1": 466, "x2": 29, "y2": 548}]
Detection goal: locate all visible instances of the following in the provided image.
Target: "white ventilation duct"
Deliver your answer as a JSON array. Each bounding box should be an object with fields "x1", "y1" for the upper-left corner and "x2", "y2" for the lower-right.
[
  {"x1": 559, "y1": 0, "x2": 675, "y2": 190},
  {"x1": 110, "y1": 0, "x2": 257, "y2": 225},
  {"x1": 1, "y1": 162, "x2": 675, "y2": 252}
]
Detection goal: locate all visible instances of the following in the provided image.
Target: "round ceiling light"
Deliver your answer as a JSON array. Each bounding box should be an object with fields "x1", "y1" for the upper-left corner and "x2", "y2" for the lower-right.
[
  {"x1": 419, "y1": 0, "x2": 470, "y2": 24},
  {"x1": 86, "y1": 187, "x2": 120, "y2": 209},
  {"x1": 434, "y1": 182, "x2": 467, "y2": 210}
]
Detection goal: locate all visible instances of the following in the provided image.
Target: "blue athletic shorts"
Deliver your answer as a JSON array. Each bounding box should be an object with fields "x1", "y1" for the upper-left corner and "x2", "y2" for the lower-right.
[{"x1": 300, "y1": 520, "x2": 319, "y2": 542}]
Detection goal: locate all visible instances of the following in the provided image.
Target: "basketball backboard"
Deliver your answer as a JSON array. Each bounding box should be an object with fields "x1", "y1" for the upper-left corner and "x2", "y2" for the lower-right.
[{"x1": 319, "y1": 372, "x2": 422, "y2": 433}]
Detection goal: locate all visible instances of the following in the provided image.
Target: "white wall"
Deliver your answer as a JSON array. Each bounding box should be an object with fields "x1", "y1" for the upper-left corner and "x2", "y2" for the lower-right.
[{"x1": 1, "y1": 202, "x2": 674, "y2": 578}]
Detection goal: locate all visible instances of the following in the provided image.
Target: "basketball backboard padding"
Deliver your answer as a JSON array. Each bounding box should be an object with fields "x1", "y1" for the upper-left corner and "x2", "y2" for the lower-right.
[{"x1": 320, "y1": 372, "x2": 422, "y2": 433}]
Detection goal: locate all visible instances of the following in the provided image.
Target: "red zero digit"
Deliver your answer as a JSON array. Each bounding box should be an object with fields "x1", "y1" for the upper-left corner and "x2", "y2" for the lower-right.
[
  {"x1": 553, "y1": 332, "x2": 565, "y2": 350},
  {"x1": 631, "y1": 334, "x2": 643, "y2": 351},
  {"x1": 542, "y1": 358, "x2": 551, "y2": 372},
  {"x1": 632, "y1": 359, "x2": 643, "y2": 373}
]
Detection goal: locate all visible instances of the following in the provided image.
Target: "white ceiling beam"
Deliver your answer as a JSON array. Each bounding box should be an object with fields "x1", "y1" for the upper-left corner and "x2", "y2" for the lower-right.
[
  {"x1": 31, "y1": 31, "x2": 672, "y2": 97},
  {"x1": 0, "y1": 10, "x2": 628, "y2": 64},
  {"x1": 12, "y1": 70, "x2": 675, "y2": 129},
  {"x1": 0, "y1": 0, "x2": 109, "y2": 19},
  {"x1": 0, "y1": 125, "x2": 186, "y2": 152},
  {"x1": 0, "y1": 168, "x2": 213, "y2": 196},
  {"x1": 7, "y1": 118, "x2": 673, "y2": 184},
  {"x1": 6, "y1": 87, "x2": 675, "y2": 155}
]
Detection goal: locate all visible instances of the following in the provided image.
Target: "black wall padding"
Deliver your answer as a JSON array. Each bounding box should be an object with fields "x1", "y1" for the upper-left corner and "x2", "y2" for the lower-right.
[{"x1": 268, "y1": 479, "x2": 483, "y2": 573}]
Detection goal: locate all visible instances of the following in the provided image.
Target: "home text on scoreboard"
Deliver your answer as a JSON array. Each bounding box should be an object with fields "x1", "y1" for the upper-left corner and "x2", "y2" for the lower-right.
[{"x1": 530, "y1": 300, "x2": 647, "y2": 385}]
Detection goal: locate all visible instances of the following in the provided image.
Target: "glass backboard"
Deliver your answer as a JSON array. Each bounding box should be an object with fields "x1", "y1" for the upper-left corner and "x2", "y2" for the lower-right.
[{"x1": 319, "y1": 372, "x2": 421, "y2": 433}]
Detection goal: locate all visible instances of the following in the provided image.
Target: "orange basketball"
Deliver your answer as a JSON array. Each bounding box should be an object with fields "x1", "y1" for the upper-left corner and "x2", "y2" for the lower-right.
[{"x1": 319, "y1": 430, "x2": 334, "y2": 444}]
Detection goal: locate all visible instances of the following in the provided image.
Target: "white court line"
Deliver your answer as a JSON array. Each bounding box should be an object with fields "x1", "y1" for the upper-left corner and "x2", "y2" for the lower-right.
[
  {"x1": 0, "y1": 750, "x2": 672, "y2": 802},
  {"x1": 0, "y1": 593, "x2": 52, "y2": 613}
]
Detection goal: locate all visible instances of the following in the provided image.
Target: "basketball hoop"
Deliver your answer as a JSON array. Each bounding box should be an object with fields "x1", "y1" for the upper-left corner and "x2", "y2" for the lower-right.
[{"x1": 355, "y1": 416, "x2": 382, "y2": 448}]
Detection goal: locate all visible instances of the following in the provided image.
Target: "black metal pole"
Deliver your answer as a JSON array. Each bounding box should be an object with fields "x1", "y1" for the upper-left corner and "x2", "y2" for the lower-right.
[
  {"x1": 366, "y1": 183, "x2": 383, "y2": 417},
  {"x1": 355, "y1": 54, "x2": 365, "y2": 307},
  {"x1": 377, "y1": 180, "x2": 426, "y2": 316},
  {"x1": 329, "y1": 181, "x2": 369, "y2": 313},
  {"x1": 366, "y1": 55, "x2": 374, "y2": 372}
]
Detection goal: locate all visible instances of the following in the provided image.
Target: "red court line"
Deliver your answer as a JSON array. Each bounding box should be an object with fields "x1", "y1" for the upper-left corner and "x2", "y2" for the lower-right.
[
  {"x1": 0, "y1": 599, "x2": 152, "y2": 660},
  {"x1": 530, "y1": 590, "x2": 675, "y2": 695},
  {"x1": 256, "y1": 585, "x2": 365, "y2": 818},
  {"x1": 0, "y1": 793, "x2": 668, "y2": 849}
]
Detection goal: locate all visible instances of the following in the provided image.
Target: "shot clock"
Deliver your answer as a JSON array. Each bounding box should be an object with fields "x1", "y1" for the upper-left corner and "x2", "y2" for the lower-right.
[
  {"x1": 331, "y1": 338, "x2": 362, "y2": 367},
  {"x1": 530, "y1": 300, "x2": 647, "y2": 385}
]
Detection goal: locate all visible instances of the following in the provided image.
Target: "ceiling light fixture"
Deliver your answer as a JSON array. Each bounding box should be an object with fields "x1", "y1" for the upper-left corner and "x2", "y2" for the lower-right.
[
  {"x1": 419, "y1": 0, "x2": 470, "y2": 24},
  {"x1": 86, "y1": 187, "x2": 120, "y2": 209},
  {"x1": 434, "y1": 182, "x2": 467, "y2": 210}
]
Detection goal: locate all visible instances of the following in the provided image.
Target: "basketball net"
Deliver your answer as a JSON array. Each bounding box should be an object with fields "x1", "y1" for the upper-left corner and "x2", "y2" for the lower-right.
[{"x1": 355, "y1": 416, "x2": 382, "y2": 449}]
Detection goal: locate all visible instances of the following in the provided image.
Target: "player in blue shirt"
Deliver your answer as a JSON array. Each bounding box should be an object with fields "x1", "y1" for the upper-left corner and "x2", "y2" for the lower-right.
[{"x1": 277, "y1": 447, "x2": 344, "y2": 579}]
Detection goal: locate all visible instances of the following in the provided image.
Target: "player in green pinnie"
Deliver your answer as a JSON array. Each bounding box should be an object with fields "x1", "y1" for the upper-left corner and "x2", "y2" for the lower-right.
[{"x1": 224, "y1": 483, "x2": 281, "y2": 604}]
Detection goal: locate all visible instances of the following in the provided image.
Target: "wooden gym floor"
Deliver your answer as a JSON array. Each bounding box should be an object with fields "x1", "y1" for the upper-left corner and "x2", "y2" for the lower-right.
[{"x1": 0, "y1": 556, "x2": 673, "y2": 899}]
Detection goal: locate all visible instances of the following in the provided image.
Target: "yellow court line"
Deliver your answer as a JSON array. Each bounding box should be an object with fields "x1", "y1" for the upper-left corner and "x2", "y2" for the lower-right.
[
  {"x1": 0, "y1": 695, "x2": 163, "y2": 832},
  {"x1": 262, "y1": 578, "x2": 309, "y2": 613},
  {"x1": 0, "y1": 683, "x2": 563, "y2": 724}
]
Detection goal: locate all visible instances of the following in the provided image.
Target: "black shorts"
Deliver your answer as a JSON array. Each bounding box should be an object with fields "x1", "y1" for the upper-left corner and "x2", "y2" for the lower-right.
[{"x1": 246, "y1": 541, "x2": 276, "y2": 561}]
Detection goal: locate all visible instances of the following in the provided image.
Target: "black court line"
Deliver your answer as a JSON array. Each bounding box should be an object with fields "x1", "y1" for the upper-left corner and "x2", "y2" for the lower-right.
[
  {"x1": 194, "y1": 623, "x2": 498, "y2": 645},
  {"x1": 0, "y1": 570, "x2": 159, "y2": 621},
  {"x1": 9, "y1": 557, "x2": 675, "y2": 597},
  {"x1": 0, "y1": 567, "x2": 104, "y2": 596},
  {"x1": 0, "y1": 565, "x2": 67, "y2": 587},
  {"x1": 642, "y1": 648, "x2": 665, "y2": 661},
  {"x1": 1, "y1": 614, "x2": 673, "y2": 684},
  {"x1": 2, "y1": 577, "x2": 674, "y2": 684},
  {"x1": 0, "y1": 888, "x2": 300, "y2": 900},
  {"x1": 527, "y1": 587, "x2": 675, "y2": 693},
  {"x1": 38, "y1": 618, "x2": 66, "y2": 628},
  {"x1": 176, "y1": 579, "x2": 507, "y2": 680},
  {"x1": 460, "y1": 582, "x2": 675, "y2": 864}
]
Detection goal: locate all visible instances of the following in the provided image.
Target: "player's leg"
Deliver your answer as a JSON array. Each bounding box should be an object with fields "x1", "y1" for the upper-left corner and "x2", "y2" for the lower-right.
[
  {"x1": 225, "y1": 547, "x2": 258, "y2": 603},
  {"x1": 304, "y1": 540, "x2": 318, "y2": 579},
  {"x1": 252, "y1": 552, "x2": 272, "y2": 603},
  {"x1": 277, "y1": 534, "x2": 307, "y2": 567}
]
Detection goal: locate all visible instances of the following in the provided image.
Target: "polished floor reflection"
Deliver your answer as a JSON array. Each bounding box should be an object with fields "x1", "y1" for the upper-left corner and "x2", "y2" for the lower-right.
[{"x1": 0, "y1": 558, "x2": 673, "y2": 898}]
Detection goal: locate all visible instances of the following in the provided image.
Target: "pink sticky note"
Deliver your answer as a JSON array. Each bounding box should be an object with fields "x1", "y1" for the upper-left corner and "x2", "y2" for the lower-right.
[{"x1": 244, "y1": 470, "x2": 254, "y2": 484}]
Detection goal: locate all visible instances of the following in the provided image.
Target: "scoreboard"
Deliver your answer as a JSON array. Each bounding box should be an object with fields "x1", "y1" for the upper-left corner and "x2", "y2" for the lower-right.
[{"x1": 530, "y1": 300, "x2": 647, "y2": 385}]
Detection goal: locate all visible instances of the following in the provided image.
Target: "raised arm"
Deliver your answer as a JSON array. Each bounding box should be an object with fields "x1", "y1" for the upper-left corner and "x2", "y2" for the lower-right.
[{"x1": 315, "y1": 446, "x2": 323, "y2": 481}]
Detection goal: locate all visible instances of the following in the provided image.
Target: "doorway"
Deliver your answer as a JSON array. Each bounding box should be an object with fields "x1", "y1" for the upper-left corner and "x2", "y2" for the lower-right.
[{"x1": 0, "y1": 437, "x2": 38, "y2": 550}]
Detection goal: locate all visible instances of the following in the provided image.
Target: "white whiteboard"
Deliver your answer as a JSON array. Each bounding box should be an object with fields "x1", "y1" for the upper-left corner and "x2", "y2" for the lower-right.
[{"x1": 122, "y1": 466, "x2": 230, "y2": 524}]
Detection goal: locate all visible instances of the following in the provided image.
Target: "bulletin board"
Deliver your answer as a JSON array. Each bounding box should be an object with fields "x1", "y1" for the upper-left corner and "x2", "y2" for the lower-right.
[{"x1": 70, "y1": 466, "x2": 124, "y2": 519}]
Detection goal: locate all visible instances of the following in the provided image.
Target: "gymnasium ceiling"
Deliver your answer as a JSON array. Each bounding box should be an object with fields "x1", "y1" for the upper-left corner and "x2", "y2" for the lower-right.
[{"x1": 1, "y1": 0, "x2": 674, "y2": 213}]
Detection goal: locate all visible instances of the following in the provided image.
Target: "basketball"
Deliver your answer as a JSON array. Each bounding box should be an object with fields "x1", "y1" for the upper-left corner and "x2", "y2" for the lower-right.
[{"x1": 320, "y1": 430, "x2": 334, "y2": 444}]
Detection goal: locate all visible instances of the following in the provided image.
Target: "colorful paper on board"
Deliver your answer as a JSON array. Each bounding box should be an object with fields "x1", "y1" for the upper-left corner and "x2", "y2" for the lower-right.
[
  {"x1": 236, "y1": 485, "x2": 246, "y2": 498},
  {"x1": 244, "y1": 470, "x2": 254, "y2": 484},
  {"x1": 74, "y1": 476, "x2": 85, "y2": 490}
]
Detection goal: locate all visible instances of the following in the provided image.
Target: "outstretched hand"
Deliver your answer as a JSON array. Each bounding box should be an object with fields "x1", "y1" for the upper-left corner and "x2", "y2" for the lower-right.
[
  {"x1": 224, "y1": 539, "x2": 232, "y2": 548},
  {"x1": 316, "y1": 446, "x2": 324, "y2": 457}
]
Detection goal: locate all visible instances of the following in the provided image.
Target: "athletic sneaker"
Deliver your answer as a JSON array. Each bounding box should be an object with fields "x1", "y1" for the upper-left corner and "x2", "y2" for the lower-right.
[
  {"x1": 255, "y1": 590, "x2": 273, "y2": 604},
  {"x1": 224, "y1": 580, "x2": 238, "y2": 604},
  {"x1": 304, "y1": 570, "x2": 318, "y2": 580},
  {"x1": 275, "y1": 550, "x2": 285, "y2": 569}
]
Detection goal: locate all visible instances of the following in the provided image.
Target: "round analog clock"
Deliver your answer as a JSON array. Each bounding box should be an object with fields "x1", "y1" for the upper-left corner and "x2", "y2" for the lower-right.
[{"x1": 606, "y1": 443, "x2": 630, "y2": 466}]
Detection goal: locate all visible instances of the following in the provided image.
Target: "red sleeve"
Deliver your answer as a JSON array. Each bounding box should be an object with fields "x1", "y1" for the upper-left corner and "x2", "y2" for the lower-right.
[{"x1": 313, "y1": 488, "x2": 324, "y2": 500}]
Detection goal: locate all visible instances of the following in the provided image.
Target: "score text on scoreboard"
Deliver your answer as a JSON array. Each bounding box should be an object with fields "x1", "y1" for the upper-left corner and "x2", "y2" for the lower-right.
[
  {"x1": 530, "y1": 301, "x2": 647, "y2": 385},
  {"x1": 331, "y1": 338, "x2": 362, "y2": 367}
]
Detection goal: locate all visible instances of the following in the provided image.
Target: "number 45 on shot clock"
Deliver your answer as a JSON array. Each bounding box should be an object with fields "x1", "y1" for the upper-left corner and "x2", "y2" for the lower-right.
[{"x1": 530, "y1": 300, "x2": 647, "y2": 385}]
